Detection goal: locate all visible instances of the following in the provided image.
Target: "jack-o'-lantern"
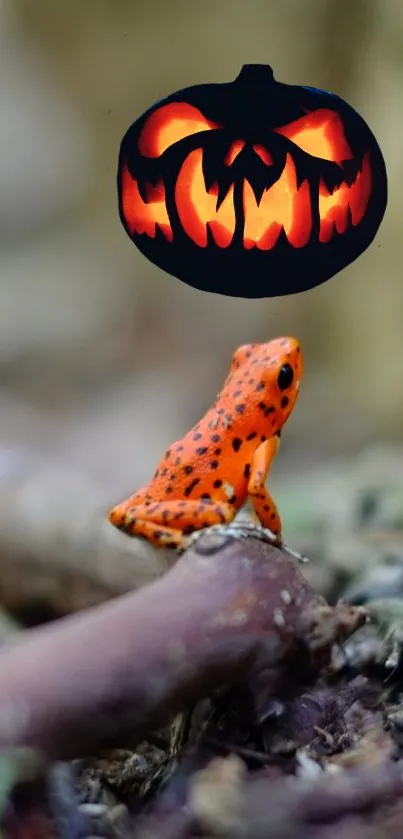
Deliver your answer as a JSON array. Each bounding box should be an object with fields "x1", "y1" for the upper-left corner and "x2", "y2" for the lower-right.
[{"x1": 118, "y1": 64, "x2": 387, "y2": 298}]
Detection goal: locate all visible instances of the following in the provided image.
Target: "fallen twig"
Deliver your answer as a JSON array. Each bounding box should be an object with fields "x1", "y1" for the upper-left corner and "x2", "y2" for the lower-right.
[{"x1": 0, "y1": 528, "x2": 365, "y2": 760}]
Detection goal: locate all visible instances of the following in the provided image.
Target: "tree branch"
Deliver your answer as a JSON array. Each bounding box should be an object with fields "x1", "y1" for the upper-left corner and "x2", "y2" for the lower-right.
[{"x1": 0, "y1": 529, "x2": 366, "y2": 759}]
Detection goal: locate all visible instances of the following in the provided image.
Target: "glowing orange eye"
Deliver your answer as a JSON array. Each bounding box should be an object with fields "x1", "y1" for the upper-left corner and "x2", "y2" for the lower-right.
[
  {"x1": 275, "y1": 109, "x2": 353, "y2": 162},
  {"x1": 138, "y1": 102, "x2": 220, "y2": 158}
]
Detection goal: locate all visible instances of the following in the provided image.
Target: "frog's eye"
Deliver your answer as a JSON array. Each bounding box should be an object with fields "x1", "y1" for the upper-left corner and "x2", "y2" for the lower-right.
[{"x1": 277, "y1": 363, "x2": 294, "y2": 390}]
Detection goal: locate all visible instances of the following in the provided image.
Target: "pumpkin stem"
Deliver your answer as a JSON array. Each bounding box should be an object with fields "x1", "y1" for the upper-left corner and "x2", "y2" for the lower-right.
[{"x1": 235, "y1": 64, "x2": 275, "y2": 86}]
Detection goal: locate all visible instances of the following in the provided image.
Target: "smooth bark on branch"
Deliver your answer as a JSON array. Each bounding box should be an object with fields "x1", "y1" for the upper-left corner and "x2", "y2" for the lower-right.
[{"x1": 0, "y1": 530, "x2": 366, "y2": 759}]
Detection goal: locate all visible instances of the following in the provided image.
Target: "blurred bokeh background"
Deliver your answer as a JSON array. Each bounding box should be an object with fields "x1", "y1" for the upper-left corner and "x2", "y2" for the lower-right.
[{"x1": 0, "y1": 0, "x2": 402, "y2": 597}]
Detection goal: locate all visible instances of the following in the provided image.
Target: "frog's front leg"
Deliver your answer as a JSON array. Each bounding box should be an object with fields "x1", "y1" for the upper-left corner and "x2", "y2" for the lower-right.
[
  {"x1": 109, "y1": 498, "x2": 236, "y2": 548},
  {"x1": 247, "y1": 436, "x2": 283, "y2": 545}
]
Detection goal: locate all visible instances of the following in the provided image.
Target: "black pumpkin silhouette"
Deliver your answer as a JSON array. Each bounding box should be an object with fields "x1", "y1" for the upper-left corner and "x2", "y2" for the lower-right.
[{"x1": 118, "y1": 64, "x2": 387, "y2": 298}]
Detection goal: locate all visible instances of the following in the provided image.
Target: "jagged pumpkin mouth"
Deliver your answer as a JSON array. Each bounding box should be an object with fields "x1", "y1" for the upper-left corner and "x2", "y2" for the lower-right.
[{"x1": 120, "y1": 102, "x2": 372, "y2": 250}]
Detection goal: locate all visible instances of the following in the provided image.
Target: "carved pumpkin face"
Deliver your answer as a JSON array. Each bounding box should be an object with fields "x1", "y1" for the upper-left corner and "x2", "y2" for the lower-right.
[{"x1": 118, "y1": 64, "x2": 387, "y2": 298}]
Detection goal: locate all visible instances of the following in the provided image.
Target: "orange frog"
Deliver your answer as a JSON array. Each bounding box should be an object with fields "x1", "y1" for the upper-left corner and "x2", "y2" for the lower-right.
[{"x1": 109, "y1": 337, "x2": 302, "y2": 549}]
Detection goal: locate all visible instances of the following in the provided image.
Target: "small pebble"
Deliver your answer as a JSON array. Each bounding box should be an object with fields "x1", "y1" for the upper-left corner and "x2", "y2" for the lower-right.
[{"x1": 273, "y1": 608, "x2": 285, "y2": 627}]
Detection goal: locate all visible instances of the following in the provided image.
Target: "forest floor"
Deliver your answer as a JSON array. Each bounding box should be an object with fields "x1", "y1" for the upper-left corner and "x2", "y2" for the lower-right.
[{"x1": 2, "y1": 444, "x2": 403, "y2": 839}]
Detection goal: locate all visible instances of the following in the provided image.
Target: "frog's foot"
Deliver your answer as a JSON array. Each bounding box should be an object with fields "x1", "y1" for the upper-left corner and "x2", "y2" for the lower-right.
[{"x1": 180, "y1": 520, "x2": 309, "y2": 564}]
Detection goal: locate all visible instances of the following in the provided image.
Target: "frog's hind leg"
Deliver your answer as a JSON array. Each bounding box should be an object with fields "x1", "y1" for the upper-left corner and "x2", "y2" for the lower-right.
[
  {"x1": 110, "y1": 498, "x2": 236, "y2": 548},
  {"x1": 108, "y1": 487, "x2": 149, "y2": 528},
  {"x1": 118, "y1": 518, "x2": 187, "y2": 549}
]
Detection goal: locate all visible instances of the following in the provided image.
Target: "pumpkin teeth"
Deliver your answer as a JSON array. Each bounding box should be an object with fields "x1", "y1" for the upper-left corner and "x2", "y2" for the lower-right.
[
  {"x1": 240, "y1": 147, "x2": 282, "y2": 191},
  {"x1": 320, "y1": 157, "x2": 363, "y2": 195},
  {"x1": 320, "y1": 163, "x2": 346, "y2": 194},
  {"x1": 318, "y1": 154, "x2": 372, "y2": 242},
  {"x1": 295, "y1": 162, "x2": 308, "y2": 191},
  {"x1": 136, "y1": 177, "x2": 149, "y2": 204},
  {"x1": 154, "y1": 223, "x2": 172, "y2": 244},
  {"x1": 342, "y1": 157, "x2": 362, "y2": 187},
  {"x1": 200, "y1": 149, "x2": 235, "y2": 208},
  {"x1": 244, "y1": 162, "x2": 284, "y2": 202},
  {"x1": 248, "y1": 180, "x2": 267, "y2": 206},
  {"x1": 216, "y1": 180, "x2": 233, "y2": 211},
  {"x1": 345, "y1": 203, "x2": 354, "y2": 229},
  {"x1": 201, "y1": 161, "x2": 218, "y2": 195}
]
